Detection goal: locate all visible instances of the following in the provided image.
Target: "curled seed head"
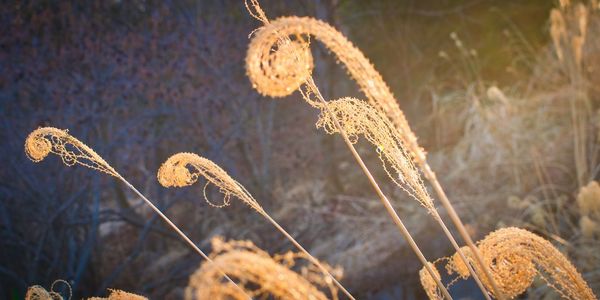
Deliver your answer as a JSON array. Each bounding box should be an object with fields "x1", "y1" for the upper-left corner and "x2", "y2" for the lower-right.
[
  {"x1": 158, "y1": 152, "x2": 263, "y2": 212},
  {"x1": 186, "y1": 237, "x2": 337, "y2": 300},
  {"x1": 24, "y1": 127, "x2": 117, "y2": 177},
  {"x1": 444, "y1": 227, "x2": 596, "y2": 299},
  {"x1": 25, "y1": 132, "x2": 53, "y2": 162}
]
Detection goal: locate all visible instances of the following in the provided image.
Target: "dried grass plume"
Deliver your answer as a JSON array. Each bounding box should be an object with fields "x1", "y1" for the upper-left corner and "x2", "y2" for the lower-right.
[
  {"x1": 186, "y1": 237, "x2": 339, "y2": 300},
  {"x1": 25, "y1": 127, "x2": 117, "y2": 176},
  {"x1": 444, "y1": 228, "x2": 596, "y2": 299}
]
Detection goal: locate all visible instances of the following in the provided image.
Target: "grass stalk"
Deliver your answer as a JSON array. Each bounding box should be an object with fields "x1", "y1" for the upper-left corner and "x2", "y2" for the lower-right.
[
  {"x1": 307, "y1": 78, "x2": 453, "y2": 300},
  {"x1": 115, "y1": 175, "x2": 249, "y2": 298},
  {"x1": 423, "y1": 166, "x2": 505, "y2": 300},
  {"x1": 261, "y1": 214, "x2": 355, "y2": 300},
  {"x1": 158, "y1": 152, "x2": 356, "y2": 299},
  {"x1": 25, "y1": 128, "x2": 252, "y2": 299},
  {"x1": 430, "y1": 209, "x2": 492, "y2": 300}
]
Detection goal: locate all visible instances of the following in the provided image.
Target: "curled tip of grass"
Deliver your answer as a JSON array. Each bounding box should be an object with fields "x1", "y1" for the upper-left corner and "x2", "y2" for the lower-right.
[
  {"x1": 245, "y1": 16, "x2": 425, "y2": 163},
  {"x1": 439, "y1": 227, "x2": 596, "y2": 299},
  {"x1": 158, "y1": 152, "x2": 263, "y2": 212},
  {"x1": 25, "y1": 127, "x2": 117, "y2": 177},
  {"x1": 246, "y1": 33, "x2": 313, "y2": 98},
  {"x1": 186, "y1": 237, "x2": 339, "y2": 300}
]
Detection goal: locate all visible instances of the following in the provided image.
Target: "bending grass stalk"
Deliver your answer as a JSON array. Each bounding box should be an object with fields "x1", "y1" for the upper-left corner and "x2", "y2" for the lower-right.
[
  {"x1": 24, "y1": 127, "x2": 251, "y2": 300},
  {"x1": 243, "y1": 3, "x2": 495, "y2": 296},
  {"x1": 430, "y1": 210, "x2": 491, "y2": 300},
  {"x1": 243, "y1": 3, "x2": 451, "y2": 295},
  {"x1": 306, "y1": 78, "x2": 453, "y2": 300},
  {"x1": 157, "y1": 152, "x2": 356, "y2": 300},
  {"x1": 115, "y1": 176, "x2": 247, "y2": 296},
  {"x1": 423, "y1": 167, "x2": 505, "y2": 300},
  {"x1": 262, "y1": 214, "x2": 352, "y2": 300},
  {"x1": 314, "y1": 97, "x2": 491, "y2": 299}
]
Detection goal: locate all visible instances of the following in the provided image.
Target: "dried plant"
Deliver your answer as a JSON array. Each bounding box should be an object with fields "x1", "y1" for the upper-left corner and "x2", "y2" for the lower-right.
[
  {"x1": 549, "y1": 2, "x2": 594, "y2": 188},
  {"x1": 427, "y1": 227, "x2": 597, "y2": 300},
  {"x1": 25, "y1": 280, "x2": 71, "y2": 300},
  {"x1": 577, "y1": 181, "x2": 600, "y2": 217},
  {"x1": 577, "y1": 181, "x2": 600, "y2": 238},
  {"x1": 316, "y1": 97, "x2": 433, "y2": 210},
  {"x1": 245, "y1": 15, "x2": 424, "y2": 164},
  {"x1": 24, "y1": 127, "x2": 249, "y2": 298},
  {"x1": 25, "y1": 127, "x2": 117, "y2": 177},
  {"x1": 419, "y1": 262, "x2": 444, "y2": 300},
  {"x1": 186, "y1": 237, "x2": 339, "y2": 300},
  {"x1": 25, "y1": 286, "x2": 60, "y2": 300},
  {"x1": 158, "y1": 152, "x2": 354, "y2": 299},
  {"x1": 23, "y1": 281, "x2": 143, "y2": 300},
  {"x1": 88, "y1": 289, "x2": 148, "y2": 300},
  {"x1": 551, "y1": 9, "x2": 568, "y2": 62},
  {"x1": 157, "y1": 152, "x2": 263, "y2": 212},
  {"x1": 244, "y1": 1, "x2": 499, "y2": 298},
  {"x1": 316, "y1": 97, "x2": 493, "y2": 299}
]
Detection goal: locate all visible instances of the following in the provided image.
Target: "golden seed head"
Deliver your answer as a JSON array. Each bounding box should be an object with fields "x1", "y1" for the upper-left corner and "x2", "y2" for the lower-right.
[
  {"x1": 419, "y1": 262, "x2": 443, "y2": 300},
  {"x1": 247, "y1": 28, "x2": 313, "y2": 98},
  {"x1": 245, "y1": 16, "x2": 426, "y2": 164},
  {"x1": 580, "y1": 215, "x2": 599, "y2": 238},
  {"x1": 316, "y1": 97, "x2": 434, "y2": 210},
  {"x1": 444, "y1": 227, "x2": 596, "y2": 299},
  {"x1": 158, "y1": 152, "x2": 263, "y2": 212},
  {"x1": 25, "y1": 131, "x2": 53, "y2": 162},
  {"x1": 577, "y1": 181, "x2": 600, "y2": 217},
  {"x1": 24, "y1": 127, "x2": 117, "y2": 177},
  {"x1": 186, "y1": 237, "x2": 338, "y2": 300}
]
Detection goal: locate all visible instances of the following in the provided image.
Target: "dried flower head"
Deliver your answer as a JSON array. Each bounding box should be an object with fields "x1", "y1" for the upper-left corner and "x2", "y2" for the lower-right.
[
  {"x1": 447, "y1": 246, "x2": 536, "y2": 298},
  {"x1": 445, "y1": 227, "x2": 596, "y2": 299},
  {"x1": 157, "y1": 152, "x2": 264, "y2": 213},
  {"x1": 577, "y1": 181, "x2": 600, "y2": 217},
  {"x1": 25, "y1": 280, "x2": 71, "y2": 300},
  {"x1": 246, "y1": 35, "x2": 313, "y2": 97},
  {"x1": 158, "y1": 152, "x2": 263, "y2": 212},
  {"x1": 159, "y1": 152, "x2": 355, "y2": 299},
  {"x1": 88, "y1": 289, "x2": 148, "y2": 300},
  {"x1": 25, "y1": 286, "x2": 63, "y2": 300},
  {"x1": 246, "y1": 16, "x2": 425, "y2": 164},
  {"x1": 580, "y1": 215, "x2": 599, "y2": 238},
  {"x1": 316, "y1": 97, "x2": 434, "y2": 210},
  {"x1": 25, "y1": 127, "x2": 117, "y2": 177},
  {"x1": 186, "y1": 237, "x2": 338, "y2": 300},
  {"x1": 419, "y1": 262, "x2": 443, "y2": 300}
]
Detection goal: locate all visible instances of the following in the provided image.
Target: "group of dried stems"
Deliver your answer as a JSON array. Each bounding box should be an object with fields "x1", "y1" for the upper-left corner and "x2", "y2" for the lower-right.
[
  {"x1": 24, "y1": 279, "x2": 146, "y2": 300},
  {"x1": 23, "y1": 0, "x2": 597, "y2": 299}
]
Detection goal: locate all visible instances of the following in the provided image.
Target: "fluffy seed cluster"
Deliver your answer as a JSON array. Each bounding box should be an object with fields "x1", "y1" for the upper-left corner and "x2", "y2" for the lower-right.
[
  {"x1": 25, "y1": 127, "x2": 117, "y2": 177},
  {"x1": 25, "y1": 280, "x2": 146, "y2": 300},
  {"x1": 577, "y1": 181, "x2": 600, "y2": 237},
  {"x1": 419, "y1": 262, "x2": 443, "y2": 300},
  {"x1": 186, "y1": 237, "x2": 339, "y2": 300},
  {"x1": 25, "y1": 286, "x2": 63, "y2": 300},
  {"x1": 316, "y1": 97, "x2": 434, "y2": 210},
  {"x1": 88, "y1": 289, "x2": 148, "y2": 300},
  {"x1": 158, "y1": 152, "x2": 264, "y2": 212},
  {"x1": 428, "y1": 227, "x2": 597, "y2": 299},
  {"x1": 246, "y1": 16, "x2": 425, "y2": 165},
  {"x1": 550, "y1": 1, "x2": 589, "y2": 68}
]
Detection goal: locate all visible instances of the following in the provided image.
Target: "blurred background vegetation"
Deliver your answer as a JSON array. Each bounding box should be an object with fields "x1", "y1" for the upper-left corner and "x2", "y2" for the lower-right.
[{"x1": 1, "y1": 0, "x2": 598, "y2": 299}]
